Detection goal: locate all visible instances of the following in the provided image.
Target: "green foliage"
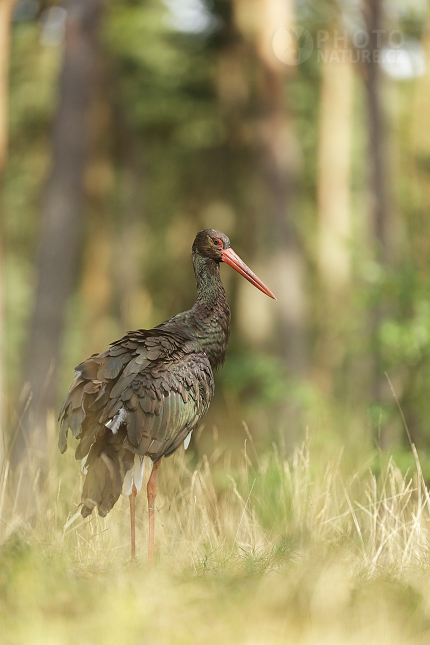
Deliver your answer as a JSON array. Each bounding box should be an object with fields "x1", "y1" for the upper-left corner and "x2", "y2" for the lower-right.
[{"x1": 221, "y1": 352, "x2": 289, "y2": 405}]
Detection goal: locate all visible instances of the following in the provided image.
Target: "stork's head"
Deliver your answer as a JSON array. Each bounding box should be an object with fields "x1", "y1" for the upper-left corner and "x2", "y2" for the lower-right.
[{"x1": 192, "y1": 229, "x2": 276, "y2": 300}]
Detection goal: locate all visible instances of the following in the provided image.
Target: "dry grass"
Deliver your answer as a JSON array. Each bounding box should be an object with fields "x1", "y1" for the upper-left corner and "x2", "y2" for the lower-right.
[{"x1": 2, "y1": 422, "x2": 430, "y2": 644}]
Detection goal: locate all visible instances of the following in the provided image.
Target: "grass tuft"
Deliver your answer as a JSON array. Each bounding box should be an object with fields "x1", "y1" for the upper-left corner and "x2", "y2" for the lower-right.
[{"x1": 2, "y1": 431, "x2": 430, "y2": 643}]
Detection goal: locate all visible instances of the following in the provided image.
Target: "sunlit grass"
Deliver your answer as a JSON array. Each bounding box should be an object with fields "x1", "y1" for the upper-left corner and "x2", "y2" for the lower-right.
[{"x1": 2, "y1": 423, "x2": 430, "y2": 644}]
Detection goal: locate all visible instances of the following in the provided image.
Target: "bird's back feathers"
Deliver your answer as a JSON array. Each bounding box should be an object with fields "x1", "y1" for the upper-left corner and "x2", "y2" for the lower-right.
[{"x1": 59, "y1": 326, "x2": 214, "y2": 517}]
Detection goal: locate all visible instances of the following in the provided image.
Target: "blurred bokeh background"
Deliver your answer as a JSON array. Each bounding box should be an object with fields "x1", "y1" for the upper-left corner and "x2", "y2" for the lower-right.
[{"x1": 1, "y1": 0, "x2": 430, "y2": 480}]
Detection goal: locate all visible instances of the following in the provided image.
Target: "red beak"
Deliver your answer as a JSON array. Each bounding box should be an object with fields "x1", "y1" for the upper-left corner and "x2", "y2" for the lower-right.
[{"x1": 221, "y1": 248, "x2": 276, "y2": 300}]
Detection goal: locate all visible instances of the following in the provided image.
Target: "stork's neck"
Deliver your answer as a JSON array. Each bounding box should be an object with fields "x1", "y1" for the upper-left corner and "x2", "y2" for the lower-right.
[{"x1": 188, "y1": 254, "x2": 231, "y2": 370}]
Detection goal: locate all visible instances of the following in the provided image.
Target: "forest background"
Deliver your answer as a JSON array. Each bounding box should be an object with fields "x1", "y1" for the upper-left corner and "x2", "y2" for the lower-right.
[{"x1": 2, "y1": 0, "x2": 429, "y2": 478}]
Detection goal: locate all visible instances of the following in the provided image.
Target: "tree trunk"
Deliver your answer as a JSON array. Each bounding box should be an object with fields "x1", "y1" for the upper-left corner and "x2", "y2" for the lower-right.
[
  {"x1": 233, "y1": 0, "x2": 308, "y2": 375},
  {"x1": 364, "y1": 0, "x2": 390, "y2": 261},
  {"x1": 256, "y1": 67, "x2": 308, "y2": 374},
  {"x1": 0, "y1": 0, "x2": 14, "y2": 174},
  {"x1": 363, "y1": 0, "x2": 396, "y2": 446},
  {"x1": 11, "y1": 0, "x2": 103, "y2": 479},
  {"x1": 0, "y1": 0, "x2": 16, "y2": 470},
  {"x1": 315, "y1": 38, "x2": 354, "y2": 393}
]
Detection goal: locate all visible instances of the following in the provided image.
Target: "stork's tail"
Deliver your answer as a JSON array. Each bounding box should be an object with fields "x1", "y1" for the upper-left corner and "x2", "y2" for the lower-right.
[{"x1": 80, "y1": 428, "x2": 134, "y2": 518}]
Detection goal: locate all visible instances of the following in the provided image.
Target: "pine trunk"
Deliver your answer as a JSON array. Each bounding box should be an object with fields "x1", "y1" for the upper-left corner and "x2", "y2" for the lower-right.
[{"x1": 12, "y1": 0, "x2": 103, "y2": 484}]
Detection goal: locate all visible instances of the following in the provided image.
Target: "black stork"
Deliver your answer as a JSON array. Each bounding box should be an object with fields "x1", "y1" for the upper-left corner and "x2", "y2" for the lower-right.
[{"x1": 59, "y1": 229, "x2": 275, "y2": 562}]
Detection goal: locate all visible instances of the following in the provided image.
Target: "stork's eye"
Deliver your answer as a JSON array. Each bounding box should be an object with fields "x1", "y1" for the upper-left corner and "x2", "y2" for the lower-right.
[{"x1": 213, "y1": 238, "x2": 222, "y2": 248}]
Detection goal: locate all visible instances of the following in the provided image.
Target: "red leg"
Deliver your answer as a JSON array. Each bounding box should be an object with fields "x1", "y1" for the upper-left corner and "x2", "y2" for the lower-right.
[
  {"x1": 147, "y1": 459, "x2": 161, "y2": 564},
  {"x1": 129, "y1": 483, "x2": 137, "y2": 562}
]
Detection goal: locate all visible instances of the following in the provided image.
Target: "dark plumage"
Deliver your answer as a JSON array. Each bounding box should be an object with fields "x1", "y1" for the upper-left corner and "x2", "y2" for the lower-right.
[{"x1": 59, "y1": 228, "x2": 275, "y2": 559}]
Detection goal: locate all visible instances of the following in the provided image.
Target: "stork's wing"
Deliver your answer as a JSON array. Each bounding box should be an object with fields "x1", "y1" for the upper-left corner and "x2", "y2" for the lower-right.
[
  {"x1": 59, "y1": 329, "x2": 214, "y2": 464},
  {"x1": 58, "y1": 329, "x2": 214, "y2": 518}
]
